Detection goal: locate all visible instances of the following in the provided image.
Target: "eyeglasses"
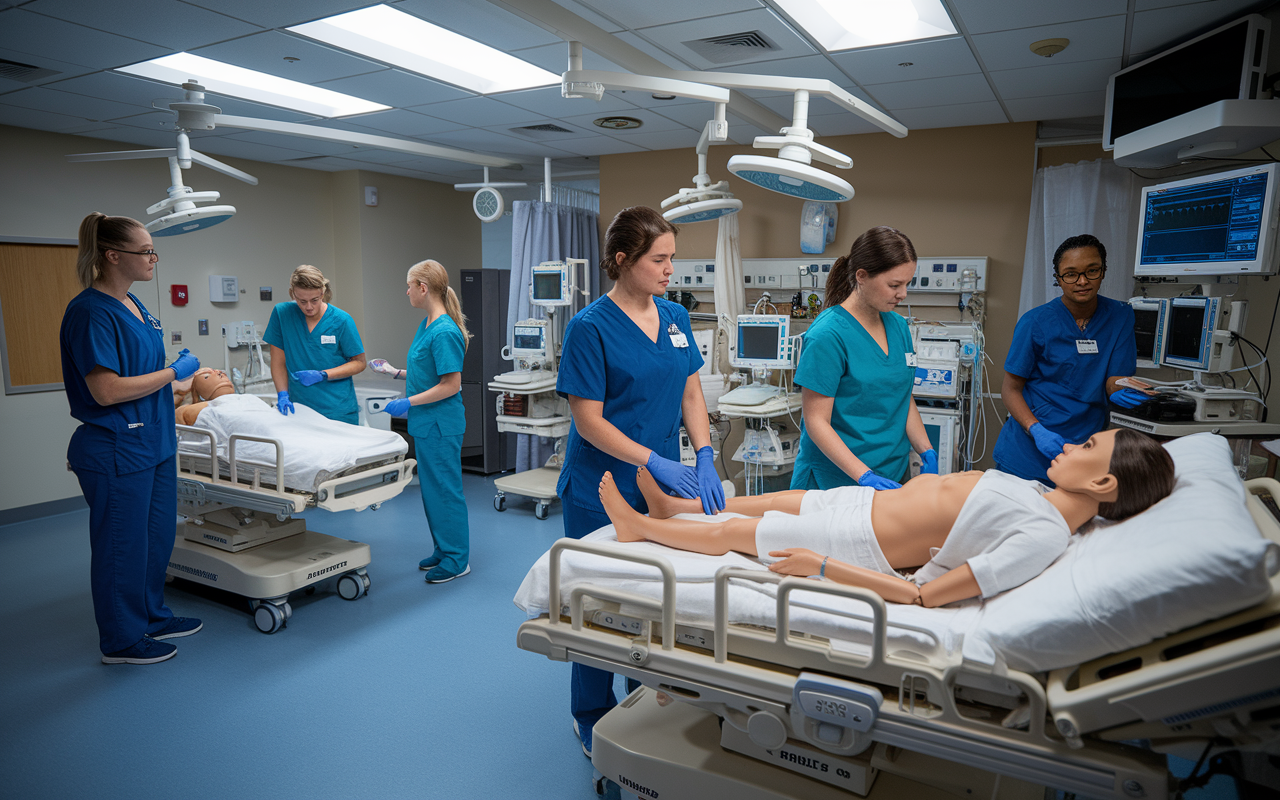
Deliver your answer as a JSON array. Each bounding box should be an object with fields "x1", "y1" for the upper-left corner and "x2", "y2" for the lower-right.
[
  {"x1": 113, "y1": 248, "x2": 159, "y2": 260},
  {"x1": 1055, "y1": 266, "x2": 1104, "y2": 284}
]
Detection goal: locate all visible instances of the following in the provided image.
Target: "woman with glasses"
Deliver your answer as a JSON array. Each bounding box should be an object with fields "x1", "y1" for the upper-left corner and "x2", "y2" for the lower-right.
[
  {"x1": 60, "y1": 213, "x2": 203, "y2": 665},
  {"x1": 995, "y1": 234, "x2": 1137, "y2": 484},
  {"x1": 264, "y1": 265, "x2": 366, "y2": 424}
]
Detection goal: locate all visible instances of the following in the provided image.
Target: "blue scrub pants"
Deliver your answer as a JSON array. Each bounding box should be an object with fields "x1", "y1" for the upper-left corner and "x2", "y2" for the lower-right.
[
  {"x1": 73, "y1": 455, "x2": 177, "y2": 655},
  {"x1": 413, "y1": 431, "x2": 469, "y2": 572},
  {"x1": 563, "y1": 491, "x2": 641, "y2": 738}
]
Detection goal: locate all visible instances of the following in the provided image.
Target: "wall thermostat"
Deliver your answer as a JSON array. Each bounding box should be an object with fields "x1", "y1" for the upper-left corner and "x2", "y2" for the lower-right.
[{"x1": 210, "y1": 275, "x2": 238, "y2": 302}]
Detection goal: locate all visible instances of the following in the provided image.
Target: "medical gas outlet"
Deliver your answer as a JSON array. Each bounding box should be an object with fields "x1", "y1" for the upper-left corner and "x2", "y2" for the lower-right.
[{"x1": 908, "y1": 257, "x2": 988, "y2": 292}]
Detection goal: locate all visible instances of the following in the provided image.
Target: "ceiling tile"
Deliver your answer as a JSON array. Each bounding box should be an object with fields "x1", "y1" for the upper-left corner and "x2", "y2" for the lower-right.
[
  {"x1": 490, "y1": 121, "x2": 599, "y2": 142},
  {"x1": 425, "y1": 127, "x2": 577, "y2": 157},
  {"x1": 1130, "y1": 1, "x2": 1261, "y2": 54},
  {"x1": 829, "y1": 37, "x2": 980, "y2": 85},
  {"x1": 610, "y1": 128, "x2": 702, "y2": 151},
  {"x1": 637, "y1": 8, "x2": 816, "y2": 70},
  {"x1": 411, "y1": 96, "x2": 548, "y2": 128},
  {"x1": 948, "y1": 0, "x2": 1128, "y2": 35},
  {"x1": 487, "y1": 85, "x2": 636, "y2": 117},
  {"x1": 535, "y1": 135, "x2": 646, "y2": 156},
  {"x1": 182, "y1": 0, "x2": 381, "y2": 30},
  {"x1": 589, "y1": 0, "x2": 762, "y2": 31},
  {"x1": 892, "y1": 100, "x2": 1008, "y2": 130},
  {"x1": 721, "y1": 54, "x2": 851, "y2": 84},
  {"x1": 970, "y1": 15, "x2": 1127, "y2": 72},
  {"x1": 988, "y1": 57, "x2": 1121, "y2": 100},
  {"x1": 613, "y1": 31, "x2": 695, "y2": 70},
  {"x1": 0, "y1": 86, "x2": 151, "y2": 121},
  {"x1": 23, "y1": 0, "x2": 264, "y2": 51},
  {"x1": 310, "y1": 108, "x2": 468, "y2": 137},
  {"x1": 865, "y1": 73, "x2": 996, "y2": 110},
  {"x1": 192, "y1": 31, "x2": 385, "y2": 83},
  {"x1": 0, "y1": 9, "x2": 169, "y2": 70},
  {"x1": 544, "y1": 0, "x2": 627, "y2": 34},
  {"x1": 1003, "y1": 90, "x2": 1107, "y2": 122},
  {"x1": 0, "y1": 101, "x2": 110, "y2": 132},
  {"x1": 395, "y1": 0, "x2": 564, "y2": 51},
  {"x1": 316, "y1": 69, "x2": 472, "y2": 107},
  {"x1": 0, "y1": 46, "x2": 98, "y2": 91}
]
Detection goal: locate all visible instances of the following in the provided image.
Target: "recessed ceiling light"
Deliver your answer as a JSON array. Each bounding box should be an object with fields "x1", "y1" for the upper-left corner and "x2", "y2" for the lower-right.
[
  {"x1": 117, "y1": 52, "x2": 389, "y2": 118},
  {"x1": 288, "y1": 4, "x2": 560, "y2": 95},
  {"x1": 772, "y1": 0, "x2": 956, "y2": 52}
]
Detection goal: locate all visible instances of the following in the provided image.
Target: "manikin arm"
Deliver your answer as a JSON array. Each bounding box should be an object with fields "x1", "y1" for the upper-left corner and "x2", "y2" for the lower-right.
[{"x1": 768, "y1": 548, "x2": 982, "y2": 607}]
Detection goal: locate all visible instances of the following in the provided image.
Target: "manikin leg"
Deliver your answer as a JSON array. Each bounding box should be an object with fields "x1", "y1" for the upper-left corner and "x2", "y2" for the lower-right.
[
  {"x1": 601, "y1": 472, "x2": 764, "y2": 555},
  {"x1": 636, "y1": 466, "x2": 805, "y2": 519}
]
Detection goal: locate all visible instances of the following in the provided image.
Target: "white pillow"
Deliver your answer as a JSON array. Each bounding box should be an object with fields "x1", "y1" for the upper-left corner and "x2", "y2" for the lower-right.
[{"x1": 970, "y1": 432, "x2": 1279, "y2": 674}]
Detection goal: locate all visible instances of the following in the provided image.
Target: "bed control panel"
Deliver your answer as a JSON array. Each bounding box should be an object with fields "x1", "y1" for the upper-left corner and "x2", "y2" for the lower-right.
[{"x1": 792, "y1": 672, "x2": 883, "y2": 755}]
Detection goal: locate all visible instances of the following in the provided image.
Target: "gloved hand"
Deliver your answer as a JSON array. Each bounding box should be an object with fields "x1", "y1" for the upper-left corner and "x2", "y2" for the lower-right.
[
  {"x1": 694, "y1": 446, "x2": 725, "y2": 516},
  {"x1": 857, "y1": 470, "x2": 902, "y2": 491},
  {"x1": 369, "y1": 359, "x2": 403, "y2": 378},
  {"x1": 919, "y1": 449, "x2": 939, "y2": 475},
  {"x1": 646, "y1": 451, "x2": 698, "y2": 499},
  {"x1": 292, "y1": 369, "x2": 327, "y2": 387},
  {"x1": 276, "y1": 391, "x2": 295, "y2": 416},
  {"x1": 1029, "y1": 422, "x2": 1066, "y2": 460},
  {"x1": 167, "y1": 349, "x2": 199, "y2": 381},
  {"x1": 383, "y1": 397, "x2": 411, "y2": 418},
  {"x1": 1109, "y1": 388, "x2": 1151, "y2": 409}
]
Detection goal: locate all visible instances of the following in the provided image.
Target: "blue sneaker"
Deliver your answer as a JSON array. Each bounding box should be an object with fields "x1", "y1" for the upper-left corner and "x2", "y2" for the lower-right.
[
  {"x1": 572, "y1": 720, "x2": 592, "y2": 758},
  {"x1": 102, "y1": 638, "x2": 177, "y2": 665},
  {"x1": 418, "y1": 555, "x2": 442, "y2": 571},
  {"x1": 424, "y1": 564, "x2": 470, "y2": 584},
  {"x1": 148, "y1": 617, "x2": 203, "y2": 640}
]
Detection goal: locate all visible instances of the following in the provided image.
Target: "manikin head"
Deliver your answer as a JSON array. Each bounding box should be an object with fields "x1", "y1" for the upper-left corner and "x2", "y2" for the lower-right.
[
  {"x1": 1046, "y1": 428, "x2": 1175, "y2": 520},
  {"x1": 191, "y1": 368, "x2": 235, "y2": 401}
]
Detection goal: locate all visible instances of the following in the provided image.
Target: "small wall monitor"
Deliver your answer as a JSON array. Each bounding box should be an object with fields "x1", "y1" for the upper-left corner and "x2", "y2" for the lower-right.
[
  {"x1": 1161, "y1": 296, "x2": 1221, "y2": 372},
  {"x1": 530, "y1": 261, "x2": 570, "y2": 307},
  {"x1": 1134, "y1": 163, "x2": 1280, "y2": 276},
  {"x1": 1128, "y1": 297, "x2": 1167, "y2": 370},
  {"x1": 731, "y1": 315, "x2": 793, "y2": 369},
  {"x1": 511, "y1": 323, "x2": 547, "y2": 357}
]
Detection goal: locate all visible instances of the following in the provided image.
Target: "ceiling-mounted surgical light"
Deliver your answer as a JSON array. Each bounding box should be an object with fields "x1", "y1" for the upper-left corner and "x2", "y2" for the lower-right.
[
  {"x1": 662, "y1": 114, "x2": 742, "y2": 224},
  {"x1": 727, "y1": 89, "x2": 855, "y2": 202}
]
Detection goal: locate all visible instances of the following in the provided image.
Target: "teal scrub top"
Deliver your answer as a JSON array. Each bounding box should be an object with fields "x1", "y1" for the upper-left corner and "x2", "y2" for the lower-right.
[
  {"x1": 263, "y1": 301, "x2": 363, "y2": 424},
  {"x1": 406, "y1": 315, "x2": 466, "y2": 439},
  {"x1": 791, "y1": 306, "x2": 915, "y2": 488}
]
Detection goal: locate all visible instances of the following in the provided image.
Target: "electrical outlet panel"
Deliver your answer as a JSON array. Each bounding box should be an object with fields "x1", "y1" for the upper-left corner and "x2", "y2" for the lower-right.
[{"x1": 909, "y1": 257, "x2": 988, "y2": 293}]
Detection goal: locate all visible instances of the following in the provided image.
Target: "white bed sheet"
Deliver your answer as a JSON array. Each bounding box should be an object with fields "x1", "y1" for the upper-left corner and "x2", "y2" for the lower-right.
[{"x1": 177, "y1": 394, "x2": 408, "y2": 492}]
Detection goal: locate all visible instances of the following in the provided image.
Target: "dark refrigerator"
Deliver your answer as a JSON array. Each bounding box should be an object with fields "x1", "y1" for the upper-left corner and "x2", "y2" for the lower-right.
[{"x1": 459, "y1": 268, "x2": 516, "y2": 474}]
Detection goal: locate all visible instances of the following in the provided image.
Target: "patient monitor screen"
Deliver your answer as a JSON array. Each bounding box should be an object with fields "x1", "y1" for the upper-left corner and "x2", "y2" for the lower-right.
[
  {"x1": 740, "y1": 324, "x2": 782, "y2": 361},
  {"x1": 1164, "y1": 302, "x2": 1210, "y2": 363},
  {"x1": 1133, "y1": 307, "x2": 1160, "y2": 363},
  {"x1": 533, "y1": 272, "x2": 563, "y2": 301},
  {"x1": 1139, "y1": 171, "x2": 1269, "y2": 266},
  {"x1": 513, "y1": 326, "x2": 544, "y2": 352}
]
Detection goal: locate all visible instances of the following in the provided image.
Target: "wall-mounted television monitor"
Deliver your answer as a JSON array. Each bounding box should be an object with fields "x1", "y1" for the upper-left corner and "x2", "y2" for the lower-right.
[
  {"x1": 1134, "y1": 163, "x2": 1280, "y2": 276},
  {"x1": 1161, "y1": 296, "x2": 1221, "y2": 372},
  {"x1": 1128, "y1": 297, "x2": 1167, "y2": 370}
]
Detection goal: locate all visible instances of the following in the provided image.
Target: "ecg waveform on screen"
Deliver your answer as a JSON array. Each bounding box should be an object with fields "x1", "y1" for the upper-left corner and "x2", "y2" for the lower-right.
[{"x1": 1144, "y1": 201, "x2": 1230, "y2": 232}]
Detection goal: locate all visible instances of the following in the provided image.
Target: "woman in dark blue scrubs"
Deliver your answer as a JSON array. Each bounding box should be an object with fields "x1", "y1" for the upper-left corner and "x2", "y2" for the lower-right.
[
  {"x1": 556, "y1": 206, "x2": 725, "y2": 755},
  {"x1": 61, "y1": 213, "x2": 203, "y2": 665}
]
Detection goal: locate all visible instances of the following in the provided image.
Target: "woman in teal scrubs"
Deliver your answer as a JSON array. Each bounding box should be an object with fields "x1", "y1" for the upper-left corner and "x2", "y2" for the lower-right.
[
  {"x1": 264, "y1": 264, "x2": 366, "y2": 424},
  {"x1": 61, "y1": 213, "x2": 203, "y2": 665},
  {"x1": 791, "y1": 226, "x2": 937, "y2": 491},
  {"x1": 374, "y1": 259, "x2": 471, "y2": 583}
]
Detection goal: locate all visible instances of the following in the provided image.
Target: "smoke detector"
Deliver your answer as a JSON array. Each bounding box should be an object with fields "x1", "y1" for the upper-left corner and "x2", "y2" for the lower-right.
[{"x1": 1030, "y1": 38, "x2": 1069, "y2": 58}]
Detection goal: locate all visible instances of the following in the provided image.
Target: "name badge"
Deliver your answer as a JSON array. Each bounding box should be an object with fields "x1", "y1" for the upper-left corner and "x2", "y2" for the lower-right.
[
  {"x1": 905, "y1": 353, "x2": 918, "y2": 368},
  {"x1": 1076, "y1": 339, "x2": 1098, "y2": 354},
  {"x1": 668, "y1": 323, "x2": 688, "y2": 348},
  {"x1": 321, "y1": 334, "x2": 337, "y2": 345}
]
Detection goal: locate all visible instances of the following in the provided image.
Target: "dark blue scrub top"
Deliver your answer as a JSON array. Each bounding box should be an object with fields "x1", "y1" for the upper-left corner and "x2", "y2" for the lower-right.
[
  {"x1": 60, "y1": 288, "x2": 176, "y2": 476},
  {"x1": 556, "y1": 296, "x2": 703, "y2": 512},
  {"x1": 994, "y1": 295, "x2": 1136, "y2": 480}
]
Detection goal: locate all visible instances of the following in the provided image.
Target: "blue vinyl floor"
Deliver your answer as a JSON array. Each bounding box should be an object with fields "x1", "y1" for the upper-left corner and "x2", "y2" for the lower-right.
[{"x1": 0, "y1": 472, "x2": 1243, "y2": 799}]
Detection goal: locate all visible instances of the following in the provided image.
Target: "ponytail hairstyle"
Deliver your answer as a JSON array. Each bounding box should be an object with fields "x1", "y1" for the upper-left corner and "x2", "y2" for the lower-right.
[
  {"x1": 823, "y1": 226, "x2": 917, "y2": 310},
  {"x1": 602, "y1": 206, "x2": 678, "y2": 281},
  {"x1": 1097, "y1": 428, "x2": 1175, "y2": 521},
  {"x1": 289, "y1": 264, "x2": 332, "y2": 303},
  {"x1": 407, "y1": 259, "x2": 472, "y2": 350},
  {"x1": 76, "y1": 212, "x2": 144, "y2": 289}
]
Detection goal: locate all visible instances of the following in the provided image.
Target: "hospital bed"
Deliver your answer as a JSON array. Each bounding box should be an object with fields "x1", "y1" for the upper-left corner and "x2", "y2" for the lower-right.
[
  {"x1": 171, "y1": 395, "x2": 416, "y2": 633},
  {"x1": 514, "y1": 434, "x2": 1280, "y2": 798}
]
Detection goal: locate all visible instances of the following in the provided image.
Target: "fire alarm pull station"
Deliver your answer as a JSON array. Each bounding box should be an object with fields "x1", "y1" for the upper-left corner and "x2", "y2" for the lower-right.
[{"x1": 171, "y1": 284, "x2": 188, "y2": 305}]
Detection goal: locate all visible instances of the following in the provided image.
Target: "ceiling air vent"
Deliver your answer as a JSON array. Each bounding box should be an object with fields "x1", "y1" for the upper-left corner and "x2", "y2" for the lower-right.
[
  {"x1": 0, "y1": 58, "x2": 59, "y2": 83},
  {"x1": 684, "y1": 31, "x2": 780, "y2": 64},
  {"x1": 511, "y1": 123, "x2": 576, "y2": 139}
]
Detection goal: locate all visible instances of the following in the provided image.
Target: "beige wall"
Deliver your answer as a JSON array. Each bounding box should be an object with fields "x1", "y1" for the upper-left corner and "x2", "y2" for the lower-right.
[{"x1": 0, "y1": 124, "x2": 479, "y2": 512}]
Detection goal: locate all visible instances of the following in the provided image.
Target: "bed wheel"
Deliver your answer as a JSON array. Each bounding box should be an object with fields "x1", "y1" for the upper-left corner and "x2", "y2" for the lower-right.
[
  {"x1": 494, "y1": 494, "x2": 506, "y2": 512},
  {"x1": 535, "y1": 502, "x2": 549, "y2": 520},
  {"x1": 337, "y1": 572, "x2": 366, "y2": 601},
  {"x1": 254, "y1": 603, "x2": 285, "y2": 634}
]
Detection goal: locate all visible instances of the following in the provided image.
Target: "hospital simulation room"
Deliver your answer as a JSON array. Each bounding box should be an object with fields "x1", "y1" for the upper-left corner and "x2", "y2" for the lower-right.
[{"x1": 5, "y1": 0, "x2": 1280, "y2": 797}]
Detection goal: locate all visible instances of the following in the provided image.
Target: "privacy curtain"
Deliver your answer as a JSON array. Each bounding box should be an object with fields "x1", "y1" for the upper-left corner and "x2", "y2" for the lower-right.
[
  {"x1": 713, "y1": 212, "x2": 745, "y2": 374},
  {"x1": 508, "y1": 200, "x2": 600, "y2": 472}
]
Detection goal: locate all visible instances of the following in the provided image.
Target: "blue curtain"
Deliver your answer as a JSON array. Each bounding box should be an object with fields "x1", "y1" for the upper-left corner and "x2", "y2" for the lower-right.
[{"x1": 508, "y1": 200, "x2": 600, "y2": 472}]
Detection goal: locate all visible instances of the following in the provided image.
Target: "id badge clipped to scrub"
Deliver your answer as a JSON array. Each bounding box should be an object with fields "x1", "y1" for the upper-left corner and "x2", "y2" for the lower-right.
[
  {"x1": 668, "y1": 322, "x2": 689, "y2": 348},
  {"x1": 1076, "y1": 339, "x2": 1098, "y2": 354}
]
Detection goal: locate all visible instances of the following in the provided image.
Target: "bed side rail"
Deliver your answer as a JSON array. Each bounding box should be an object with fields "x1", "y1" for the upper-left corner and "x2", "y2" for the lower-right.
[
  {"x1": 548, "y1": 539, "x2": 677, "y2": 651},
  {"x1": 313, "y1": 458, "x2": 417, "y2": 512}
]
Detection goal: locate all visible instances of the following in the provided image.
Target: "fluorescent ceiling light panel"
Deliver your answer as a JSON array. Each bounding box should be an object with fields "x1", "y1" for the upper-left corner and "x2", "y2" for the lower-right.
[
  {"x1": 289, "y1": 5, "x2": 561, "y2": 95},
  {"x1": 118, "y1": 53, "x2": 389, "y2": 118},
  {"x1": 773, "y1": 0, "x2": 956, "y2": 52}
]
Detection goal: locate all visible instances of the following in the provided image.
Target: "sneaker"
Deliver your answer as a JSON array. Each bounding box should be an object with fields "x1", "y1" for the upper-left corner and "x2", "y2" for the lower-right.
[
  {"x1": 102, "y1": 638, "x2": 177, "y2": 665},
  {"x1": 423, "y1": 564, "x2": 470, "y2": 584},
  {"x1": 148, "y1": 617, "x2": 203, "y2": 640},
  {"x1": 572, "y1": 720, "x2": 592, "y2": 758},
  {"x1": 418, "y1": 555, "x2": 442, "y2": 571}
]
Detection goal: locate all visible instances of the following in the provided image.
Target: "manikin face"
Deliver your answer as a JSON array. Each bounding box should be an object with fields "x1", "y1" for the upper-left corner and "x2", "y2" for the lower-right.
[
  {"x1": 107, "y1": 228, "x2": 157, "y2": 283},
  {"x1": 191, "y1": 368, "x2": 233, "y2": 401},
  {"x1": 854, "y1": 261, "x2": 916, "y2": 313},
  {"x1": 1046, "y1": 428, "x2": 1118, "y2": 493},
  {"x1": 1056, "y1": 246, "x2": 1105, "y2": 307},
  {"x1": 618, "y1": 232, "x2": 676, "y2": 297},
  {"x1": 292, "y1": 287, "x2": 326, "y2": 320}
]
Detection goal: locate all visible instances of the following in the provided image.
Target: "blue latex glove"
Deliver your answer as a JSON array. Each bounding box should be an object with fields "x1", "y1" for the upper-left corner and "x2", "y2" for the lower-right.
[
  {"x1": 167, "y1": 349, "x2": 199, "y2": 381},
  {"x1": 919, "y1": 449, "x2": 939, "y2": 475},
  {"x1": 694, "y1": 446, "x2": 725, "y2": 516},
  {"x1": 645, "y1": 451, "x2": 698, "y2": 499},
  {"x1": 1029, "y1": 422, "x2": 1066, "y2": 460},
  {"x1": 276, "y1": 391, "x2": 295, "y2": 416},
  {"x1": 292, "y1": 369, "x2": 327, "y2": 387},
  {"x1": 383, "y1": 397, "x2": 411, "y2": 418},
  {"x1": 857, "y1": 470, "x2": 902, "y2": 491},
  {"x1": 1109, "y1": 388, "x2": 1151, "y2": 409}
]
